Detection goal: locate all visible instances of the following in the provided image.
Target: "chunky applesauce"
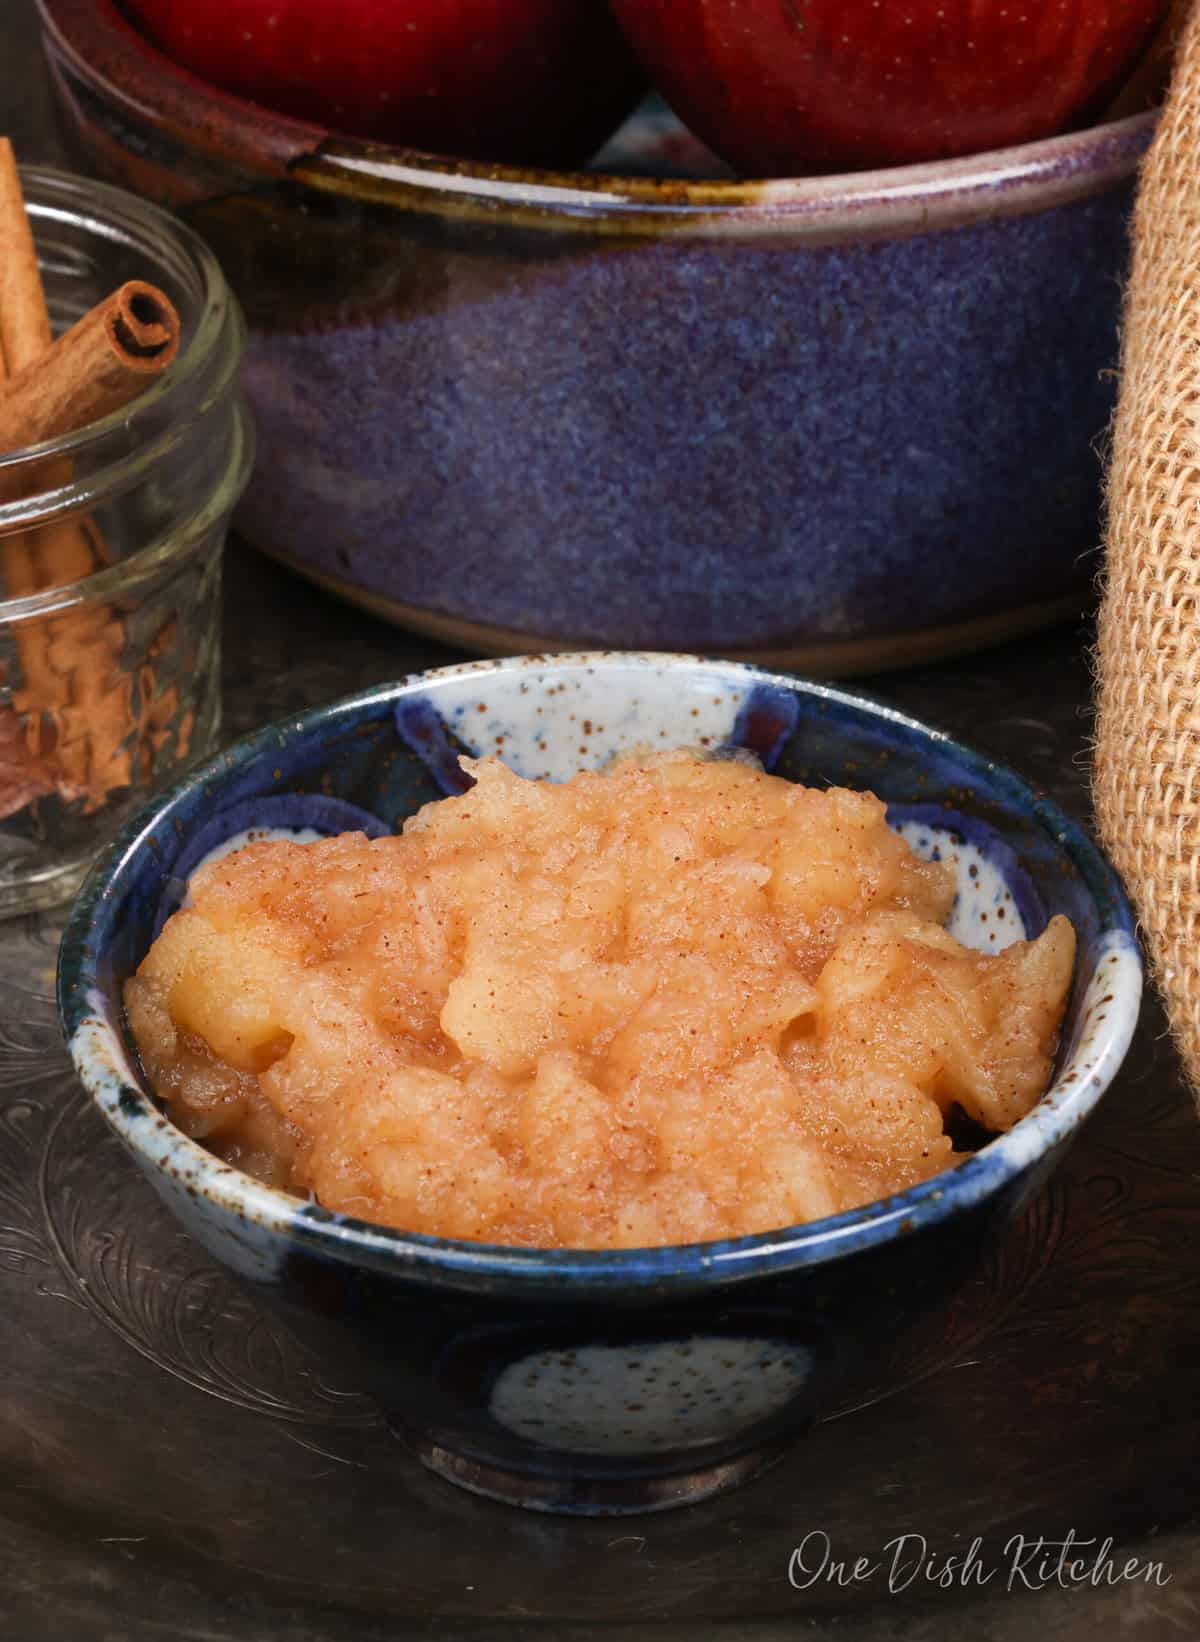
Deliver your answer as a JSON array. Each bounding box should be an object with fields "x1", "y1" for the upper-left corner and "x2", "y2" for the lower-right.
[{"x1": 125, "y1": 752, "x2": 1075, "y2": 1248}]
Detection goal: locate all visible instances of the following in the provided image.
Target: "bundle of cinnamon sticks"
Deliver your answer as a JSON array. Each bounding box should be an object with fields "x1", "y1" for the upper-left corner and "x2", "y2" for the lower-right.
[{"x1": 0, "y1": 138, "x2": 182, "y2": 821}]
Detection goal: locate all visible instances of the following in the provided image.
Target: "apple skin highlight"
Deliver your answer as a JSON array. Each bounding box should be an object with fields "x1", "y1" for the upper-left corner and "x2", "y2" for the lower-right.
[{"x1": 607, "y1": 0, "x2": 1167, "y2": 176}]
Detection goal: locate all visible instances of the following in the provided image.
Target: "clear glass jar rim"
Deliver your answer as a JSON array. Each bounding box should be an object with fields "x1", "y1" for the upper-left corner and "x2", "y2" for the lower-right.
[{"x1": 0, "y1": 165, "x2": 237, "y2": 484}]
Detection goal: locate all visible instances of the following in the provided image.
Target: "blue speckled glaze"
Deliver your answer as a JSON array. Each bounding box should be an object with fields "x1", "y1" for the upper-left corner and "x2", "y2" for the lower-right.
[
  {"x1": 394, "y1": 698, "x2": 477, "y2": 796},
  {"x1": 58, "y1": 654, "x2": 1141, "y2": 1514},
  {"x1": 724, "y1": 684, "x2": 800, "y2": 770}
]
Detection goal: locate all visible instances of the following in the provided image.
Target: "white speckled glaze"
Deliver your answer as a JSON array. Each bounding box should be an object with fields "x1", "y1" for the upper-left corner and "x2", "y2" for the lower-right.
[
  {"x1": 60, "y1": 652, "x2": 1142, "y2": 1515},
  {"x1": 893, "y1": 819, "x2": 1027, "y2": 948},
  {"x1": 489, "y1": 1336, "x2": 814, "y2": 1455},
  {"x1": 430, "y1": 662, "x2": 750, "y2": 781},
  {"x1": 67, "y1": 652, "x2": 1142, "y2": 1280}
]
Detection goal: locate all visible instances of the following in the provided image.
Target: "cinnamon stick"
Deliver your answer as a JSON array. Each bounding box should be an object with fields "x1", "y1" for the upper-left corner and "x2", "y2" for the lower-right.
[
  {"x1": 0, "y1": 705, "x2": 71, "y2": 819},
  {"x1": 0, "y1": 146, "x2": 181, "y2": 815},
  {"x1": 0, "y1": 277, "x2": 180, "y2": 808},
  {"x1": 0, "y1": 281, "x2": 181, "y2": 457},
  {"x1": 0, "y1": 136, "x2": 51, "y2": 607},
  {"x1": 0, "y1": 142, "x2": 49, "y2": 819},
  {"x1": 0, "y1": 138, "x2": 52, "y2": 374}
]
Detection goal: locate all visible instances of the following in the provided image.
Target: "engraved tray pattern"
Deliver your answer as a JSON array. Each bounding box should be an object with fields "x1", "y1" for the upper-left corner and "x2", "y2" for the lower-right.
[
  {"x1": 4, "y1": 36, "x2": 1200, "y2": 1618},
  {"x1": 2, "y1": 553, "x2": 1200, "y2": 1641}
]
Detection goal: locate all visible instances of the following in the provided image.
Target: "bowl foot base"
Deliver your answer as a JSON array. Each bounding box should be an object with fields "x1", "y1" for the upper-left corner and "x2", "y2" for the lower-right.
[
  {"x1": 251, "y1": 539, "x2": 1087, "y2": 679},
  {"x1": 412, "y1": 1433, "x2": 798, "y2": 1517}
]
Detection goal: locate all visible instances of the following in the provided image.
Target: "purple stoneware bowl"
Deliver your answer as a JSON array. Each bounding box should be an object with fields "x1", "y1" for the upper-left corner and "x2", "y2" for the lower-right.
[{"x1": 39, "y1": 0, "x2": 1156, "y2": 672}]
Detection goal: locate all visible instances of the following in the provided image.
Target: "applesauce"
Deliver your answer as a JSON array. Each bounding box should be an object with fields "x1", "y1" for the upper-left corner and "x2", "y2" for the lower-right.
[{"x1": 124, "y1": 752, "x2": 1075, "y2": 1248}]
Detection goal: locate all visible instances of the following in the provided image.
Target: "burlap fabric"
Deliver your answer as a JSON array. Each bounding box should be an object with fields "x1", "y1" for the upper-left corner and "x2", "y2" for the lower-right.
[{"x1": 1095, "y1": 1, "x2": 1200, "y2": 1098}]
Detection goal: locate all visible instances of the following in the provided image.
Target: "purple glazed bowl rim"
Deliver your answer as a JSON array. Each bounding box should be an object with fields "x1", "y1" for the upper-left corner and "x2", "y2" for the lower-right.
[{"x1": 40, "y1": 0, "x2": 1156, "y2": 238}]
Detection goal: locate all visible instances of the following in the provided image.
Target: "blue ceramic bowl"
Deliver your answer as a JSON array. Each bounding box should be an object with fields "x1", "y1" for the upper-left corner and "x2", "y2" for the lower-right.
[
  {"x1": 40, "y1": 0, "x2": 1155, "y2": 671},
  {"x1": 58, "y1": 654, "x2": 1141, "y2": 1515}
]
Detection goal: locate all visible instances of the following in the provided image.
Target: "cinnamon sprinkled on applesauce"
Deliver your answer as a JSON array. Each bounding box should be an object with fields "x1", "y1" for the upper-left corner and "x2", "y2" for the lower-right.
[{"x1": 125, "y1": 752, "x2": 1074, "y2": 1248}]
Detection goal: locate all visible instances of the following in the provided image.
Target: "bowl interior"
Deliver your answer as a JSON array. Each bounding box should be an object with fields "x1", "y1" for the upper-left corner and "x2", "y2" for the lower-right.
[
  {"x1": 41, "y1": 0, "x2": 1156, "y2": 226},
  {"x1": 59, "y1": 655, "x2": 1140, "y2": 1284}
]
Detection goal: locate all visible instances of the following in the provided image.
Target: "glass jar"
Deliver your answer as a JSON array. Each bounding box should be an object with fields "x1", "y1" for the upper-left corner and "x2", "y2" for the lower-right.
[{"x1": 0, "y1": 166, "x2": 252, "y2": 916}]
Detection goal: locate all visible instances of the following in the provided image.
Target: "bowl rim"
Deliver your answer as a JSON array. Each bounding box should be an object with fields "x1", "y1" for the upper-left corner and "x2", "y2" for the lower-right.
[
  {"x1": 38, "y1": 0, "x2": 1157, "y2": 238},
  {"x1": 57, "y1": 652, "x2": 1142, "y2": 1296}
]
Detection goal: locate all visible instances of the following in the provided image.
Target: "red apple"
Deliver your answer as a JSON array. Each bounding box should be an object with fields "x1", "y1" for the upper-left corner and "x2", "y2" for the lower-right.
[
  {"x1": 123, "y1": 0, "x2": 644, "y2": 166},
  {"x1": 607, "y1": 0, "x2": 1167, "y2": 176}
]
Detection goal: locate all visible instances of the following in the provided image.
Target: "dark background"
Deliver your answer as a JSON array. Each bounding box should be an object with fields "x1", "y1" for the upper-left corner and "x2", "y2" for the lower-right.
[{"x1": 3, "y1": 3, "x2": 1199, "y2": 1638}]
